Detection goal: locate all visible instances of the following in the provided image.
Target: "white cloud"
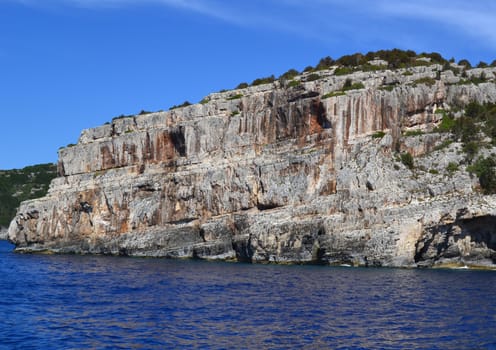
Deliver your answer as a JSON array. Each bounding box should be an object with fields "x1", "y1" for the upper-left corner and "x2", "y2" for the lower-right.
[
  {"x1": 5, "y1": 0, "x2": 496, "y2": 51},
  {"x1": 375, "y1": 0, "x2": 496, "y2": 48}
]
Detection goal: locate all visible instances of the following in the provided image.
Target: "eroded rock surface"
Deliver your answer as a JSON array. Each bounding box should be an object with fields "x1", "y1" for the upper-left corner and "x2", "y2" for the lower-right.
[{"x1": 8, "y1": 64, "x2": 496, "y2": 268}]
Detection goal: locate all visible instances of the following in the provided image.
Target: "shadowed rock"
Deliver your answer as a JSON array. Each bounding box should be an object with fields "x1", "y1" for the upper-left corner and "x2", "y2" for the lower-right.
[{"x1": 8, "y1": 63, "x2": 496, "y2": 268}]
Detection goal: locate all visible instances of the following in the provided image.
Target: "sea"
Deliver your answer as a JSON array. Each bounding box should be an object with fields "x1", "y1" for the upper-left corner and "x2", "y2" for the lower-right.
[{"x1": 0, "y1": 240, "x2": 495, "y2": 349}]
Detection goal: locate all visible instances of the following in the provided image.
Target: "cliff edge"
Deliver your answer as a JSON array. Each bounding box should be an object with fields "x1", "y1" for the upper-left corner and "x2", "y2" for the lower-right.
[{"x1": 8, "y1": 55, "x2": 496, "y2": 268}]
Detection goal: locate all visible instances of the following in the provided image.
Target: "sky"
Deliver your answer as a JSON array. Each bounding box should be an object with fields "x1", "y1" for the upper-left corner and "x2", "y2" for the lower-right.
[{"x1": 1, "y1": 0, "x2": 495, "y2": 170}]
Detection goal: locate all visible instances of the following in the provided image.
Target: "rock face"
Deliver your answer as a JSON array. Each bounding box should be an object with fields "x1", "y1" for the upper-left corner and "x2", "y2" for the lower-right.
[
  {"x1": 8, "y1": 63, "x2": 496, "y2": 268},
  {"x1": 0, "y1": 227, "x2": 7, "y2": 240}
]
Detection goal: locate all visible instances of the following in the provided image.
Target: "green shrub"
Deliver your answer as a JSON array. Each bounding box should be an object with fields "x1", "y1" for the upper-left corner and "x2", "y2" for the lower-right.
[
  {"x1": 453, "y1": 116, "x2": 479, "y2": 143},
  {"x1": 379, "y1": 85, "x2": 395, "y2": 92},
  {"x1": 199, "y1": 97, "x2": 210, "y2": 104},
  {"x1": 458, "y1": 59, "x2": 472, "y2": 68},
  {"x1": 236, "y1": 82, "x2": 249, "y2": 89},
  {"x1": 334, "y1": 67, "x2": 355, "y2": 76},
  {"x1": 322, "y1": 91, "x2": 346, "y2": 99},
  {"x1": 469, "y1": 72, "x2": 488, "y2": 85},
  {"x1": 305, "y1": 73, "x2": 321, "y2": 82},
  {"x1": 435, "y1": 113, "x2": 455, "y2": 133},
  {"x1": 361, "y1": 64, "x2": 387, "y2": 72},
  {"x1": 342, "y1": 79, "x2": 365, "y2": 91},
  {"x1": 169, "y1": 101, "x2": 192, "y2": 110},
  {"x1": 412, "y1": 60, "x2": 432, "y2": 67},
  {"x1": 251, "y1": 75, "x2": 276, "y2": 86},
  {"x1": 227, "y1": 94, "x2": 243, "y2": 100},
  {"x1": 443, "y1": 64, "x2": 461, "y2": 75},
  {"x1": 345, "y1": 82, "x2": 365, "y2": 91},
  {"x1": 287, "y1": 80, "x2": 301, "y2": 88},
  {"x1": 433, "y1": 140, "x2": 453, "y2": 151},
  {"x1": 309, "y1": 50, "x2": 451, "y2": 74},
  {"x1": 372, "y1": 131, "x2": 386, "y2": 139},
  {"x1": 112, "y1": 114, "x2": 133, "y2": 121},
  {"x1": 461, "y1": 101, "x2": 496, "y2": 140},
  {"x1": 419, "y1": 52, "x2": 448, "y2": 65},
  {"x1": 403, "y1": 130, "x2": 424, "y2": 137},
  {"x1": 279, "y1": 69, "x2": 299, "y2": 81},
  {"x1": 429, "y1": 169, "x2": 439, "y2": 174},
  {"x1": 462, "y1": 141, "x2": 480, "y2": 163},
  {"x1": 465, "y1": 101, "x2": 485, "y2": 119},
  {"x1": 413, "y1": 77, "x2": 436, "y2": 86},
  {"x1": 315, "y1": 56, "x2": 335, "y2": 70},
  {"x1": 336, "y1": 53, "x2": 366, "y2": 67},
  {"x1": 0, "y1": 163, "x2": 57, "y2": 227},
  {"x1": 467, "y1": 156, "x2": 496, "y2": 194},
  {"x1": 446, "y1": 162, "x2": 459, "y2": 174},
  {"x1": 400, "y1": 152, "x2": 414, "y2": 169}
]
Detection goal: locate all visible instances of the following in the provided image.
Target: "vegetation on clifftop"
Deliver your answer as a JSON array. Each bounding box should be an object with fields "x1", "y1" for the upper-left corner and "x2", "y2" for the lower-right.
[{"x1": 0, "y1": 163, "x2": 57, "y2": 227}]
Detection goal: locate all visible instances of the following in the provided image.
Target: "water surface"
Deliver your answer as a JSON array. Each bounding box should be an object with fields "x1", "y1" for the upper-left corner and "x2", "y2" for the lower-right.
[{"x1": 0, "y1": 240, "x2": 495, "y2": 349}]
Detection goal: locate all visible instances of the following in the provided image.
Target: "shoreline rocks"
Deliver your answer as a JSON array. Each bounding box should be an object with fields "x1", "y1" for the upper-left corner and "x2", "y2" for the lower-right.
[
  {"x1": 8, "y1": 64, "x2": 496, "y2": 268},
  {"x1": 0, "y1": 227, "x2": 7, "y2": 240}
]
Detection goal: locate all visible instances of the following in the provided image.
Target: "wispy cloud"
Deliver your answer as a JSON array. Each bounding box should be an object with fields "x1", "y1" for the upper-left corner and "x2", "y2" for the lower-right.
[
  {"x1": 6, "y1": 0, "x2": 496, "y2": 52},
  {"x1": 375, "y1": 0, "x2": 496, "y2": 48}
]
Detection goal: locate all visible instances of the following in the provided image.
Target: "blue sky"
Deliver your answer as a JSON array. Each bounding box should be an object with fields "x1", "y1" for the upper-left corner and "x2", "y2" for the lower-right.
[{"x1": 1, "y1": 0, "x2": 495, "y2": 170}]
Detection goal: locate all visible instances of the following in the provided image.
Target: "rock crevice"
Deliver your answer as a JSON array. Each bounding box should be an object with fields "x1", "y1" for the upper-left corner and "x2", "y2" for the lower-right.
[{"x1": 8, "y1": 64, "x2": 496, "y2": 268}]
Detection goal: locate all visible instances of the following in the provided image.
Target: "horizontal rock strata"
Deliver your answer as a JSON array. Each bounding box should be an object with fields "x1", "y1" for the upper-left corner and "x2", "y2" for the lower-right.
[{"x1": 9, "y1": 64, "x2": 496, "y2": 268}]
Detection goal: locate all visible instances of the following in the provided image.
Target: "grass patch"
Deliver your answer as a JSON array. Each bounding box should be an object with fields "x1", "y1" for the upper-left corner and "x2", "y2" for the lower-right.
[
  {"x1": 400, "y1": 152, "x2": 414, "y2": 169},
  {"x1": 403, "y1": 130, "x2": 424, "y2": 137},
  {"x1": 433, "y1": 140, "x2": 453, "y2": 151},
  {"x1": 434, "y1": 113, "x2": 455, "y2": 133},
  {"x1": 227, "y1": 94, "x2": 243, "y2": 100},
  {"x1": 287, "y1": 80, "x2": 301, "y2": 88},
  {"x1": 322, "y1": 91, "x2": 346, "y2": 99},
  {"x1": 413, "y1": 77, "x2": 436, "y2": 86},
  {"x1": 446, "y1": 162, "x2": 459, "y2": 174},
  {"x1": 379, "y1": 85, "x2": 395, "y2": 92},
  {"x1": 343, "y1": 82, "x2": 365, "y2": 91},
  {"x1": 360, "y1": 64, "x2": 388, "y2": 72},
  {"x1": 334, "y1": 67, "x2": 355, "y2": 76},
  {"x1": 372, "y1": 131, "x2": 386, "y2": 139},
  {"x1": 305, "y1": 73, "x2": 321, "y2": 82}
]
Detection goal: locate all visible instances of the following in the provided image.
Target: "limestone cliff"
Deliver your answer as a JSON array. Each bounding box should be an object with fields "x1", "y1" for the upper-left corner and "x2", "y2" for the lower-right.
[{"x1": 8, "y1": 60, "x2": 496, "y2": 268}]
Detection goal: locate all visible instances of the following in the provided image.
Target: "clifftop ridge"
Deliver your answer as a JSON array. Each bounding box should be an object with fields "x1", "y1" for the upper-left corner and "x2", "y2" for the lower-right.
[{"x1": 9, "y1": 50, "x2": 496, "y2": 269}]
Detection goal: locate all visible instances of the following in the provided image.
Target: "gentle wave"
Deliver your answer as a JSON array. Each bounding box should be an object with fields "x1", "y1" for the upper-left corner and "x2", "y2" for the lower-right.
[{"x1": 1, "y1": 241, "x2": 495, "y2": 349}]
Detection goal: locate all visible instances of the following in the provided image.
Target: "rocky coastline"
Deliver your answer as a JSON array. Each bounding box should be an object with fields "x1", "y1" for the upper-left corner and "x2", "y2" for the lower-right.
[{"x1": 8, "y1": 56, "x2": 496, "y2": 268}]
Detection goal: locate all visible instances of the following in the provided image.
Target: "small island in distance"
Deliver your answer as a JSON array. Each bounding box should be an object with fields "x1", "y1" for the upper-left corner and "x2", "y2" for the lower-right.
[{"x1": 5, "y1": 49, "x2": 496, "y2": 269}]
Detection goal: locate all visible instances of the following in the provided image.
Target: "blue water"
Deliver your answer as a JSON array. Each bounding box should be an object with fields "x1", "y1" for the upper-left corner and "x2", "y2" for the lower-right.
[{"x1": 0, "y1": 240, "x2": 495, "y2": 349}]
